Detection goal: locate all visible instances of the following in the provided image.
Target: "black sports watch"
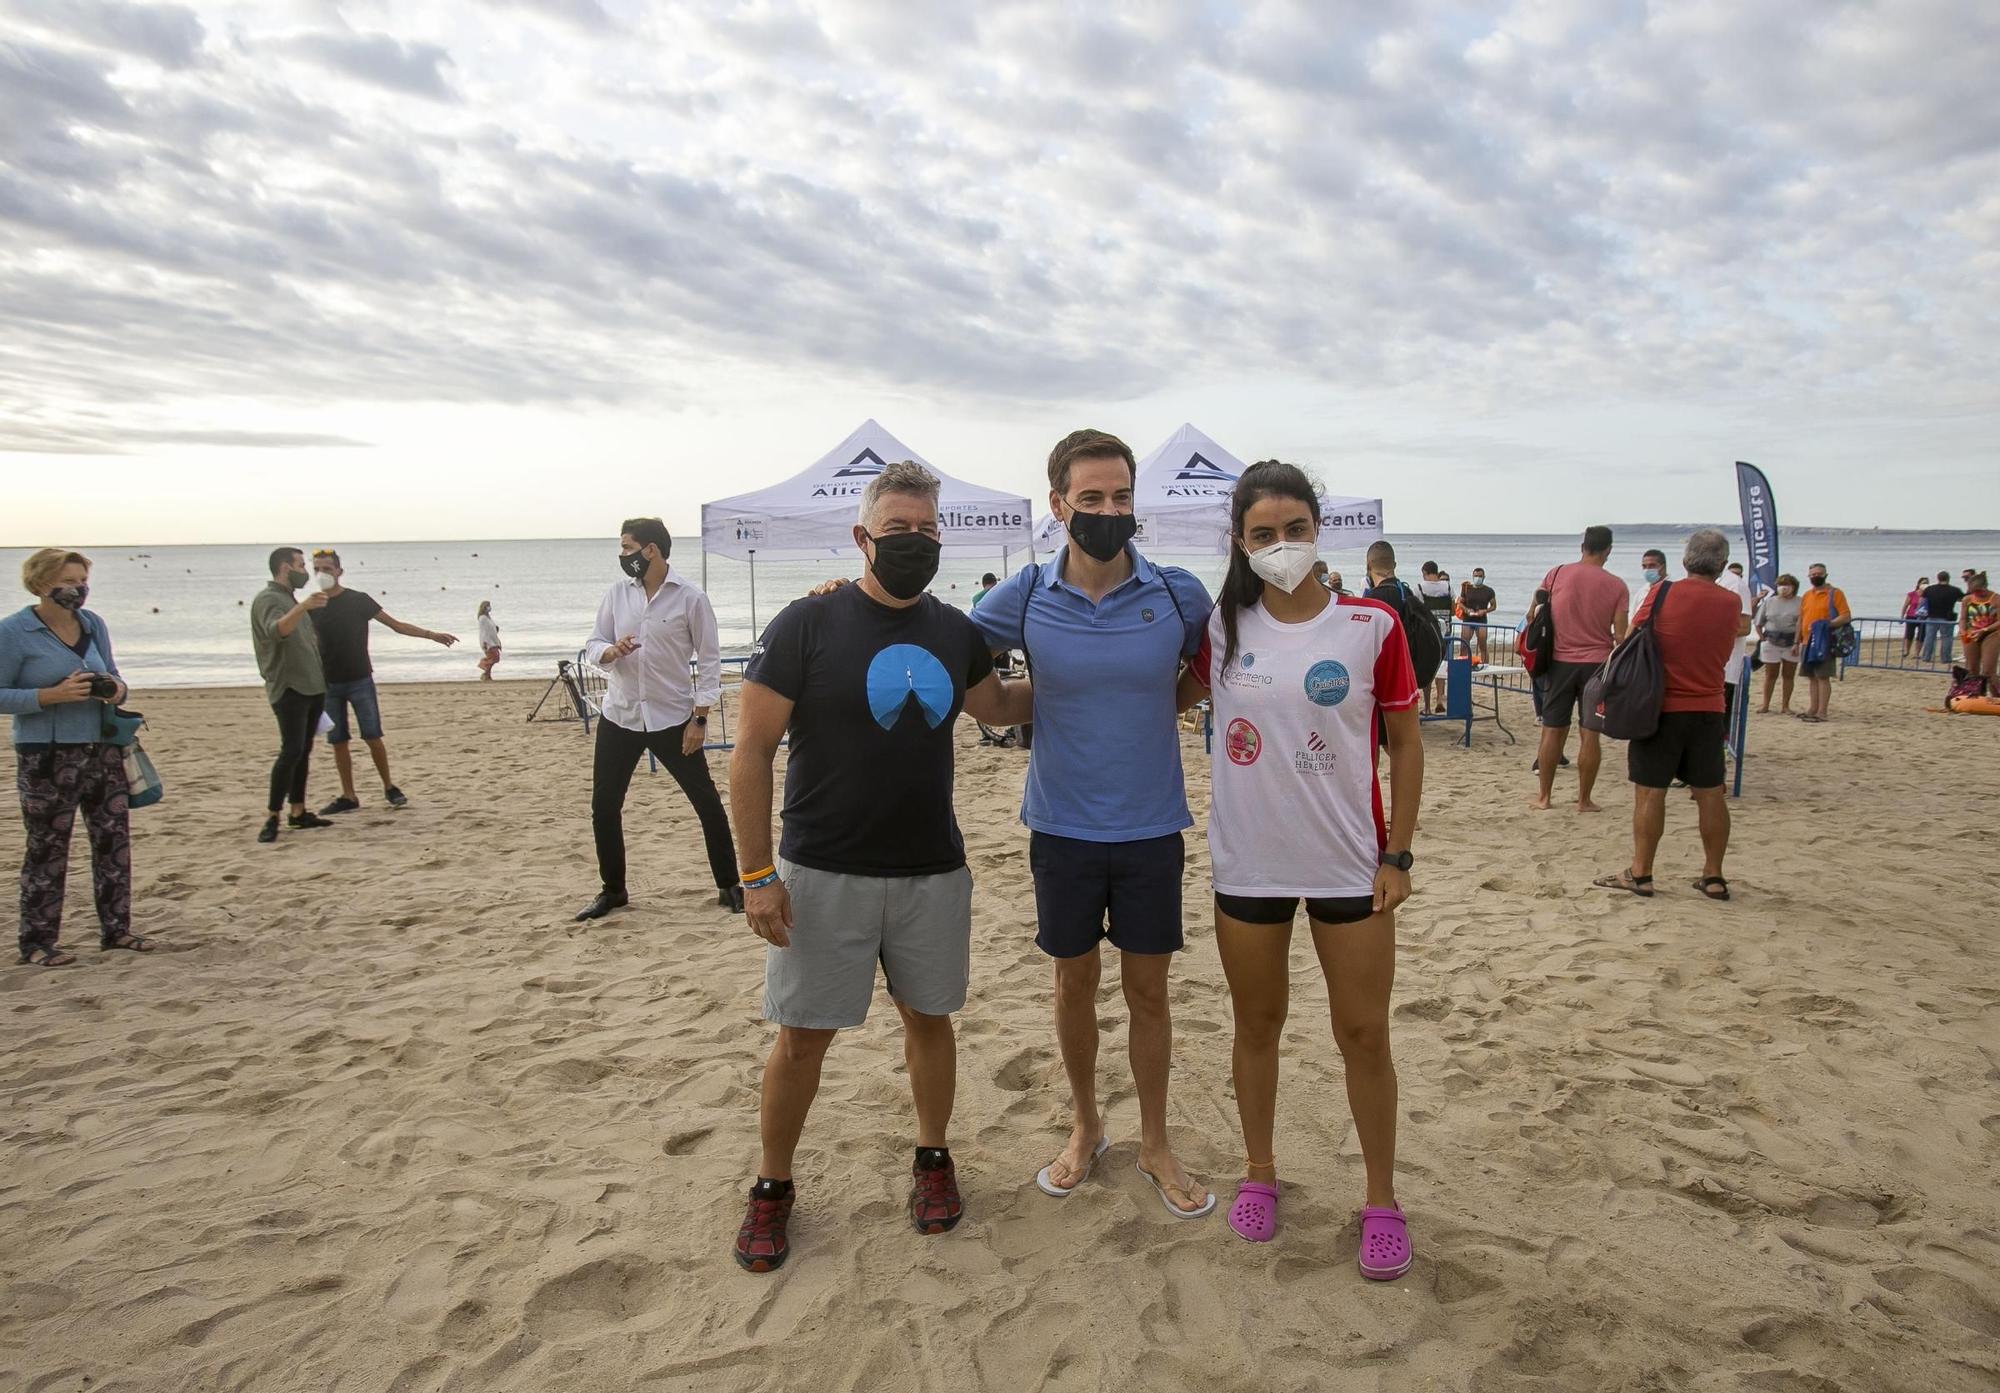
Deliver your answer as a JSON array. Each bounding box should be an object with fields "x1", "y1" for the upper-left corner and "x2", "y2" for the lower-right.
[
  {"x1": 1379, "y1": 850, "x2": 1414, "y2": 872},
  {"x1": 692, "y1": 714, "x2": 708, "y2": 727}
]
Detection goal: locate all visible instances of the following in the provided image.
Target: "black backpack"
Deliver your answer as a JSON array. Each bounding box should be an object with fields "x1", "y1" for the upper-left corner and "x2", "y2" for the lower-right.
[
  {"x1": 1521, "y1": 566, "x2": 1560, "y2": 675},
  {"x1": 1379, "y1": 579, "x2": 1444, "y2": 688},
  {"x1": 1581, "y1": 580, "x2": 1671, "y2": 741}
]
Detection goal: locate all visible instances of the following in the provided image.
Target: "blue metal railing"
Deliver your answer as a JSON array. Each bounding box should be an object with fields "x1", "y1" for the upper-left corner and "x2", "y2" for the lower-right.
[{"x1": 1837, "y1": 617, "x2": 1962, "y2": 676}]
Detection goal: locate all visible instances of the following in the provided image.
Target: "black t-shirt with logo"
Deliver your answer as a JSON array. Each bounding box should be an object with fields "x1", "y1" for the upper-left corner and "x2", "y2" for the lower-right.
[
  {"x1": 746, "y1": 584, "x2": 994, "y2": 877},
  {"x1": 311, "y1": 589, "x2": 382, "y2": 684},
  {"x1": 1922, "y1": 583, "x2": 1963, "y2": 623}
]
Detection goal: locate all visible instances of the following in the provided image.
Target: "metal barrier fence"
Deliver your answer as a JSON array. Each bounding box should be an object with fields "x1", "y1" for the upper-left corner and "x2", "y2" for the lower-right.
[{"x1": 1839, "y1": 617, "x2": 1961, "y2": 676}]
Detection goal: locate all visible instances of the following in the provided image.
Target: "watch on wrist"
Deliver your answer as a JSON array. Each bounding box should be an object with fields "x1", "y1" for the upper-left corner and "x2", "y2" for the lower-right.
[
  {"x1": 692, "y1": 714, "x2": 708, "y2": 726},
  {"x1": 1380, "y1": 850, "x2": 1414, "y2": 872}
]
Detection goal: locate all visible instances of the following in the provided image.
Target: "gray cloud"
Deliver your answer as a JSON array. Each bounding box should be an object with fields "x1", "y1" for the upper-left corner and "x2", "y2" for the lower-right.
[
  {"x1": 0, "y1": 0, "x2": 1993, "y2": 474},
  {"x1": 480, "y1": 0, "x2": 616, "y2": 34},
  {"x1": 1, "y1": 0, "x2": 206, "y2": 68},
  {"x1": 279, "y1": 29, "x2": 457, "y2": 101}
]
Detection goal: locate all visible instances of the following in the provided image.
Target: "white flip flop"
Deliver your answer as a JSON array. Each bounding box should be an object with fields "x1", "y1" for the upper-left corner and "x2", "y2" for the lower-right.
[
  {"x1": 1035, "y1": 1136, "x2": 1109, "y2": 1197},
  {"x1": 1136, "y1": 1162, "x2": 1218, "y2": 1219}
]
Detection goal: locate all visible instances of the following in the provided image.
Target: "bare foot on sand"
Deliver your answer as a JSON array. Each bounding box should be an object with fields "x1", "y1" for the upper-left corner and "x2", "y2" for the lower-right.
[
  {"x1": 1529, "y1": 795, "x2": 1552, "y2": 810},
  {"x1": 1577, "y1": 799, "x2": 1603, "y2": 813}
]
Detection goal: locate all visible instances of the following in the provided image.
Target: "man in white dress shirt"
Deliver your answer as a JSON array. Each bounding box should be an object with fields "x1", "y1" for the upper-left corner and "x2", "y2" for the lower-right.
[{"x1": 576, "y1": 517, "x2": 742, "y2": 921}]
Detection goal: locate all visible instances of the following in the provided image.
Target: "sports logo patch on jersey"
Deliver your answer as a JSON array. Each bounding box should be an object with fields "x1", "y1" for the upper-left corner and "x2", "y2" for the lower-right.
[
  {"x1": 1225, "y1": 717, "x2": 1262, "y2": 766},
  {"x1": 1304, "y1": 659, "x2": 1351, "y2": 707}
]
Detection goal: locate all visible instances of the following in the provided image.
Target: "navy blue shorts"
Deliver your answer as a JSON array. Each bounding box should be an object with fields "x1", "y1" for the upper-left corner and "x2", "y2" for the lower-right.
[
  {"x1": 323, "y1": 677, "x2": 384, "y2": 744},
  {"x1": 1028, "y1": 831, "x2": 1184, "y2": 958}
]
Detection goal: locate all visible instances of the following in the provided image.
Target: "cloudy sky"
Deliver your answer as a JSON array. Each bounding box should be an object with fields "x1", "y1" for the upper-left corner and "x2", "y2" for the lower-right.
[{"x1": 4, "y1": 0, "x2": 1996, "y2": 545}]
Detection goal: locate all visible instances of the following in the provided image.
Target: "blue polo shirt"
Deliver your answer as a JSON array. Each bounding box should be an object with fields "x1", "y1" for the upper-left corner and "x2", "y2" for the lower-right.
[{"x1": 972, "y1": 545, "x2": 1211, "y2": 842}]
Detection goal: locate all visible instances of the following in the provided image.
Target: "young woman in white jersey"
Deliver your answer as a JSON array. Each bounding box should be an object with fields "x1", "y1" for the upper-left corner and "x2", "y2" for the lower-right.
[{"x1": 1177, "y1": 461, "x2": 1425, "y2": 1278}]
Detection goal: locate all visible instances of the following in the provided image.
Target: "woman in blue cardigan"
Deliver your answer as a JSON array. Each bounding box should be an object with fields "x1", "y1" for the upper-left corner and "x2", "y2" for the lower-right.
[{"x1": 0, "y1": 548, "x2": 152, "y2": 966}]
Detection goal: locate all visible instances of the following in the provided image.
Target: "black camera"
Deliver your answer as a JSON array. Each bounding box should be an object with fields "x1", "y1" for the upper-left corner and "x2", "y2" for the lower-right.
[{"x1": 87, "y1": 675, "x2": 120, "y2": 700}]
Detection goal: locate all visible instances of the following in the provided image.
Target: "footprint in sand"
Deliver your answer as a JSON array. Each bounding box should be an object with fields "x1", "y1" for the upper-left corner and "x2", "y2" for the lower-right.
[
  {"x1": 1871, "y1": 1265, "x2": 2000, "y2": 1337},
  {"x1": 522, "y1": 1254, "x2": 668, "y2": 1338}
]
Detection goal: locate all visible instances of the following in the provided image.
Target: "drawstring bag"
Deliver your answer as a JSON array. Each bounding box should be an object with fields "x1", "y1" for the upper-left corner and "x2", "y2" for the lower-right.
[
  {"x1": 100, "y1": 704, "x2": 163, "y2": 809},
  {"x1": 1581, "y1": 580, "x2": 1671, "y2": 741},
  {"x1": 123, "y1": 741, "x2": 164, "y2": 809}
]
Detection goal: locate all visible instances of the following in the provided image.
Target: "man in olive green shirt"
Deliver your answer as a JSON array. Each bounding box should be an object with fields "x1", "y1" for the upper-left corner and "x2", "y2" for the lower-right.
[{"x1": 251, "y1": 547, "x2": 335, "y2": 843}]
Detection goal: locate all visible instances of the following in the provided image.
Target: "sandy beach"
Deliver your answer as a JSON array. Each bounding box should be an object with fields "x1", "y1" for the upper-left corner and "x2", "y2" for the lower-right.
[{"x1": 3, "y1": 669, "x2": 1997, "y2": 1392}]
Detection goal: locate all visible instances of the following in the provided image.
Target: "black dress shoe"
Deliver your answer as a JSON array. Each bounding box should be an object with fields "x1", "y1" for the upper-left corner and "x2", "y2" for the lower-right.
[
  {"x1": 720, "y1": 885, "x2": 745, "y2": 914},
  {"x1": 574, "y1": 890, "x2": 628, "y2": 922}
]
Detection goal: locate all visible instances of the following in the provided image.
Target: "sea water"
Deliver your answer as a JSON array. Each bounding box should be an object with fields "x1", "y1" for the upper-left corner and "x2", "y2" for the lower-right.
[{"x1": 2, "y1": 531, "x2": 1991, "y2": 689}]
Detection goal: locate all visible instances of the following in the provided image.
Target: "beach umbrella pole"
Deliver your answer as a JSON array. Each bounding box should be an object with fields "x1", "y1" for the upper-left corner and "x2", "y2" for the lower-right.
[{"x1": 749, "y1": 550, "x2": 758, "y2": 635}]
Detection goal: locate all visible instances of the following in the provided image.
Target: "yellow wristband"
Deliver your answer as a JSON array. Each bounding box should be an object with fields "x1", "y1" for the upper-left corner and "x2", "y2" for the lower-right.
[{"x1": 739, "y1": 866, "x2": 775, "y2": 884}]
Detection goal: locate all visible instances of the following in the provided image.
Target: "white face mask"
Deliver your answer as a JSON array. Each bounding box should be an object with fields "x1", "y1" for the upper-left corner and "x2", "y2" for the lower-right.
[
  {"x1": 1245, "y1": 539, "x2": 1320, "y2": 594},
  {"x1": 313, "y1": 570, "x2": 338, "y2": 592}
]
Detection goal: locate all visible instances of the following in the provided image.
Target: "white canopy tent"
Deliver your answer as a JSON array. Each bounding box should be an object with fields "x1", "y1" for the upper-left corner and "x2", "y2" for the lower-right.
[
  {"x1": 1033, "y1": 422, "x2": 1385, "y2": 555},
  {"x1": 701, "y1": 418, "x2": 1036, "y2": 627}
]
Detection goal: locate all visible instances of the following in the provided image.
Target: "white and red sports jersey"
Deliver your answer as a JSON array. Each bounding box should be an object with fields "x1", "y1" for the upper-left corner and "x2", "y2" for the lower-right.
[{"x1": 1191, "y1": 595, "x2": 1419, "y2": 898}]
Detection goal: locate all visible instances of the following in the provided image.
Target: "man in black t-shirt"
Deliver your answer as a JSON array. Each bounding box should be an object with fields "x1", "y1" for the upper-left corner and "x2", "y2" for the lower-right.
[
  {"x1": 1462, "y1": 567, "x2": 1497, "y2": 664},
  {"x1": 726, "y1": 461, "x2": 1028, "y2": 1274},
  {"x1": 1921, "y1": 571, "x2": 1964, "y2": 664},
  {"x1": 308, "y1": 550, "x2": 459, "y2": 813}
]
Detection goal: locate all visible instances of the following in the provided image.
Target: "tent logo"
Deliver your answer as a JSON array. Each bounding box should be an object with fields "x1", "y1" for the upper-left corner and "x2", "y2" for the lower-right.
[
  {"x1": 833, "y1": 448, "x2": 889, "y2": 478},
  {"x1": 1173, "y1": 453, "x2": 1237, "y2": 483}
]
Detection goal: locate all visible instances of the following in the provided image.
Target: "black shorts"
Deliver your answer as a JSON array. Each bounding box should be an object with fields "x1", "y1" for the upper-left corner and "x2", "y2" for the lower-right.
[
  {"x1": 1800, "y1": 657, "x2": 1835, "y2": 678},
  {"x1": 1627, "y1": 711, "x2": 1728, "y2": 790},
  {"x1": 1214, "y1": 892, "x2": 1376, "y2": 926},
  {"x1": 1029, "y1": 831, "x2": 1184, "y2": 958},
  {"x1": 1536, "y1": 660, "x2": 1597, "y2": 728}
]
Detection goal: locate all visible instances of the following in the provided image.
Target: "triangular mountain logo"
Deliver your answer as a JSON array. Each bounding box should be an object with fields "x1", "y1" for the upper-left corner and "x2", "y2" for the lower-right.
[
  {"x1": 1173, "y1": 452, "x2": 1236, "y2": 483},
  {"x1": 834, "y1": 448, "x2": 890, "y2": 478}
]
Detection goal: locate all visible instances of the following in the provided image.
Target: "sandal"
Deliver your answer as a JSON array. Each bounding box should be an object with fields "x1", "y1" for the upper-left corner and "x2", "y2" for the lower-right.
[
  {"x1": 101, "y1": 932, "x2": 155, "y2": 952},
  {"x1": 17, "y1": 945, "x2": 76, "y2": 967},
  {"x1": 1592, "y1": 869, "x2": 1654, "y2": 898},
  {"x1": 1227, "y1": 1179, "x2": 1279, "y2": 1243},
  {"x1": 1035, "y1": 1135, "x2": 1108, "y2": 1198},
  {"x1": 1692, "y1": 876, "x2": 1731, "y2": 901},
  {"x1": 1358, "y1": 1205, "x2": 1413, "y2": 1281},
  {"x1": 1136, "y1": 1162, "x2": 1216, "y2": 1219}
]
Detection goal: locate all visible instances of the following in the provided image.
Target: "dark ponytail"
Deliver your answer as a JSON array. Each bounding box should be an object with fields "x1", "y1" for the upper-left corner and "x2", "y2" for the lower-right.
[{"x1": 1218, "y1": 459, "x2": 1322, "y2": 673}]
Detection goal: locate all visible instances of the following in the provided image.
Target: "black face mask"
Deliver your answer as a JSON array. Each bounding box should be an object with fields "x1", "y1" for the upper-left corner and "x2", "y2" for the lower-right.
[
  {"x1": 284, "y1": 568, "x2": 308, "y2": 590},
  {"x1": 1810, "y1": 575, "x2": 1827, "y2": 588},
  {"x1": 1063, "y1": 506, "x2": 1137, "y2": 564},
  {"x1": 619, "y1": 550, "x2": 649, "y2": 579},
  {"x1": 868, "y1": 532, "x2": 941, "y2": 600}
]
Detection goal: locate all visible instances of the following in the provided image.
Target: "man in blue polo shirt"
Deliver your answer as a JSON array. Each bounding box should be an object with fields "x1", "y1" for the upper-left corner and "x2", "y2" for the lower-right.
[{"x1": 972, "y1": 429, "x2": 1217, "y2": 1220}]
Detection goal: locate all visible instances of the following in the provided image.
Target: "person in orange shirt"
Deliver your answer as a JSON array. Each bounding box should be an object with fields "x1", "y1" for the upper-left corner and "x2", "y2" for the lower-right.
[{"x1": 1797, "y1": 564, "x2": 1850, "y2": 724}]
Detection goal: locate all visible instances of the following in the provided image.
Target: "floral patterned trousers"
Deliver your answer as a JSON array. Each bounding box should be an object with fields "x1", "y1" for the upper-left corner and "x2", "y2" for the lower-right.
[{"x1": 16, "y1": 743, "x2": 130, "y2": 954}]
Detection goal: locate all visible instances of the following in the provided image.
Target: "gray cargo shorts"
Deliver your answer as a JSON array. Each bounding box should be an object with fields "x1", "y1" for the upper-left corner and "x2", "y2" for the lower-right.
[{"x1": 762, "y1": 858, "x2": 973, "y2": 1029}]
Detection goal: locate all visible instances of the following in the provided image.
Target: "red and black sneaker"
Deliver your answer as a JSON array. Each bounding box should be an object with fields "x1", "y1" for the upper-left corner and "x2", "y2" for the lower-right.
[
  {"x1": 734, "y1": 1183, "x2": 794, "y2": 1272},
  {"x1": 909, "y1": 1152, "x2": 963, "y2": 1235}
]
